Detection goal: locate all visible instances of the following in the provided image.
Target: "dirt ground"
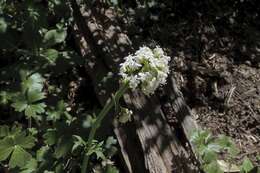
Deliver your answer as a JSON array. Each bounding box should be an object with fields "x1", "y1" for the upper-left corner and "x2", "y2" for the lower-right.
[{"x1": 125, "y1": 0, "x2": 260, "y2": 166}]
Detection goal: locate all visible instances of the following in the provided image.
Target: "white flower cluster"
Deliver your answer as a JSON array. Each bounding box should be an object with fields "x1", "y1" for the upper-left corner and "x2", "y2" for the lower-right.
[{"x1": 119, "y1": 46, "x2": 170, "y2": 96}]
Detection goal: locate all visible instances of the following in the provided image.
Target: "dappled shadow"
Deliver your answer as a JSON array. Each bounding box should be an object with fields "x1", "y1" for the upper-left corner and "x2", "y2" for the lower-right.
[{"x1": 71, "y1": 0, "x2": 199, "y2": 172}]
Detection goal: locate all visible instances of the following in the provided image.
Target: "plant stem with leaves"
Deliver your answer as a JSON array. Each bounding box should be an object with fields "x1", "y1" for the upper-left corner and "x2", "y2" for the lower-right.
[{"x1": 81, "y1": 82, "x2": 129, "y2": 173}]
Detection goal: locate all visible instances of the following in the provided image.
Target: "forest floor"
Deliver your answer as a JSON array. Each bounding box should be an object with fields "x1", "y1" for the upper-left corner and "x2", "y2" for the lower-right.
[{"x1": 123, "y1": 1, "x2": 260, "y2": 166}]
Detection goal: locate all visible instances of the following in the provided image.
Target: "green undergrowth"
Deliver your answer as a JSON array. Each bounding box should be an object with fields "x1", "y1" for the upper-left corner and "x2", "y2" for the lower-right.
[
  {"x1": 190, "y1": 129, "x2": 259, "y2": 173},
  {"x1": 0, "y1": 1, "x2": 119, "y2": 172}
]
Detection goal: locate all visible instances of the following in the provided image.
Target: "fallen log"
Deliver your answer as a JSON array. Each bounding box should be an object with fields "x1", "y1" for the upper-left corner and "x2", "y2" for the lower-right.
[{"x1": 70, "y1": 0, "x2": 200, "y2": 172}]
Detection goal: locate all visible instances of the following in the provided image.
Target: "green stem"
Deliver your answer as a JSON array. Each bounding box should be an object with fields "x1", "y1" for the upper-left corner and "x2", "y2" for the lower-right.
[{"x1": 81, "y1": 82, "x2": 129, "y2": 173}]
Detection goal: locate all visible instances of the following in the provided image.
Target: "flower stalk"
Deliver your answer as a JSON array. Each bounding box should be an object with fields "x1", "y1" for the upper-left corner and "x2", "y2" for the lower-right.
[
  {"x1": 81, "y1": 82, "x2": 129, "y2": 173},
  {"x1": 81, "y1": 46, "x2": 170, "y2": 172}
]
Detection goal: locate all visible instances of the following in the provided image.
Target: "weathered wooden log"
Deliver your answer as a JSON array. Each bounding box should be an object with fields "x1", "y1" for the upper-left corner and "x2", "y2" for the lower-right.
[{"x1": 70, "y1": 0, "x2": 200, "y2": 172}]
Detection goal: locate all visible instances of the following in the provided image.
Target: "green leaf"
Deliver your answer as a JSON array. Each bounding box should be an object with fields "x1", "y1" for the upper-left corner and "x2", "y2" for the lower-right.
[
  {"x1": 43, "y1": 29, "x2": 67, "y2": 47},
  {"x1": 82, "y1": 115, "x2": 96, "y2": 128},
  {"x1": 11, "y1": 100, "x2": 28, "y2": 112},
  {"x1": 27, "y1": 90, "x2": 45, "y2": 103},
  {"x1": 9, "y1": 146, "x2": 32, "y2": 168},
  {"x1": 215, "y1": 135, "x2": 239, "y2": 156},
  {"x1": 106, "y1": 165, "x2": 119, "y2": 173},
  {"x1": 42, "y1": 48, "x2": 59, "y2": 64},
  {"x1": 0, "y1": 91, "x2": 12, "y2": 105},
  {"x1": 105, "y1": 136, "x2": 117, "y2": 149},
  {"x1": 0, "y1": 147, "x2": 13, "y2": 161},
  {"x1": 36, "y1": 146, "x2": 50, "y2": 162},
  {"x1": 46, "y1": 100, "x2": 69, "y2": 122},
  {"x1": 20, "y1": 158, "x2": 38, "y2": 173},
  {"x1": 0, "y1": 17, "x2": 7, "y2": 33},
  {"x1": 72, "y1": 135, "x2": 86, "y2": 152},
  {"x1": 118, "y1": 108, "x2": 133, "y2": 123},
  {"x1": 203, "y1": 149, "x2": 218, "y2": 163},
  {"x1": 20, "y1": 72, "x2": 44, "y2": 93},
  {"x1": 14, "y1": 132, "x2": 35, "y2": 149},
  {"x1": 190, "y1": 129, "x2": 212, "y2": 146},
  {"x1": 240, "y1": 158, "x2": 254, "y2": 173},
  {"x1": 25, "y1": 103, "x2": 46, "y2": 118},
  {"x1": 0, "y1": 126, "x2": 35, "y2": 168},
  {"x1": 203, "y1": 161, "x2": 224, "y2": 173},
  {"x1": 109, "y1": 0, "x2": 119, "y2": 6},
  {"x1": 87, "y1": 141, "x2": 106, "y2": 160},
  {"x1": 257, "y1": 155, "x2": 260, "y2": 161},
  {"x1": 0, "y1": 125, "x2": 10, "y2": 138}
]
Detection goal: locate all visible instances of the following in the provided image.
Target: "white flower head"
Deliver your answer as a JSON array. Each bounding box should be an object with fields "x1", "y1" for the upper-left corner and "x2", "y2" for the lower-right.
[{"x1": 119, "y1": 46, "x2": 171, "y2": 96}]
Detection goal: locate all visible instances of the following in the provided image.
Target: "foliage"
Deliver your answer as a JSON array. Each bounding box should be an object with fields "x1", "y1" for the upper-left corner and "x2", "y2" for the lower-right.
[
  {"x1": 190, "y1": 129, "x2": 257, "y2": 173},
  {"x1": 0, "y1": 125, "x2": 35, "y2": 168},
  {"x1": 0, "y1": 1, "x2": 119, "y2": 172}
]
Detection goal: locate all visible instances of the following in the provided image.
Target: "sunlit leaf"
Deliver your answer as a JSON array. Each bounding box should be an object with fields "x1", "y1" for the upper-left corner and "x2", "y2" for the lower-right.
[
  {"x1": 20, "y1": 72, "x2": 44, "y2": 93},
  {"x1": 42, "y1": 48, "x2": 59, "y2": 64},
  {"x1": 240, "y1": 158, "x2": 254, "y2": 173},
  {"x1": 27, "y1": 90, "x2": 45, "y2": 103},
  {"x1": 11, "y1": 100, "x2": 28, "y2": 112}
]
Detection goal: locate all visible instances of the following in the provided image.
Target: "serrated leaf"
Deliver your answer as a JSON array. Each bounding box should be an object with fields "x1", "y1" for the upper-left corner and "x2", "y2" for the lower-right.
[
  {"x1": 27, "y1": 90, "x2": 45, "y2": 103},
  {"x1": 0, "y1": 147, "x2": 13, "y2": 161},
  {"x1": 42, "y1": 48, "x2": 59, "y2": 64},
  {"x1": 215, "y1": 135, "x2": 239, "y2": 156},
  {"x1": 11, "y1": 100, "x2": 28, "y2": 112},
  {"x1": 0, "y1": 127, "x2": 35, "y2": 168},
  {"x1": 87, "y1": 141, "x2": 106, "y2": 160},
  {"x1": 46, "y1": 100, "x2": 70, "y2": 122},
  {"x1": 190, "y1": 129, "x2": 212, "y2": 146},
  {"x1": 10, "y1": 125, "x2": 22, "y2": 136},
  {"x1": 240, "y1": 158, "x2": 254, "y2": 173},
  {"x1": 0, "y1": 137, "x2": 14, "y2": 150},
  {"x1": 14, "y1": 132, "x2": 35, "y2": 149},
  {"x1": 46, "y1": 110, "x2": 60, "y2": 122},
  {"x1": 9, "y1": 146, "x2": 32, "y2": 168},
  {"x1": 203, "y1": 149, "x2": 218, "y2": 163},
  {"x1": 25, "y1": 103, "x2": 46, "y2": 118},
  {"x1": 21, "y1": 72, "x2": 44, "y2": 93},
  {"x1": 43, "y1": 29, "x2": 67, "y2": 47},
  {"x1": 203, "y1": 161, "x2": 224, "y2": 173},
  {"x1": 20, "y1": 158, "x2": 38, "y2": 173},
  {"x1": 72, "y1": 135, "x2": 86, "y2": 152}
]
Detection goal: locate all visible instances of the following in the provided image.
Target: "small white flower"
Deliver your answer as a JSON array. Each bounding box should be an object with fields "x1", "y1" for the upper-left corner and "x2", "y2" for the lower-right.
[{"x1": 119, "y1": 46, "x2": 171, "y2": 96}]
